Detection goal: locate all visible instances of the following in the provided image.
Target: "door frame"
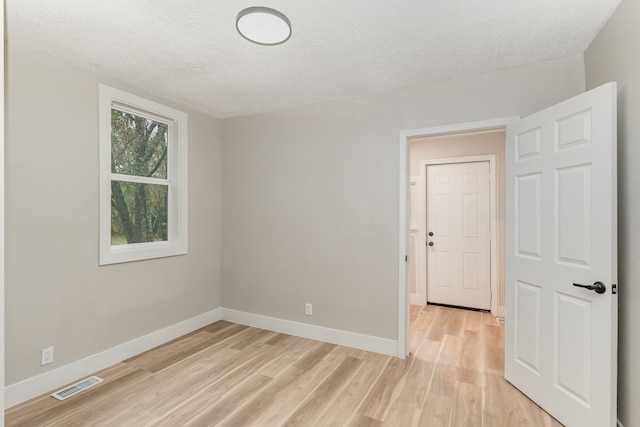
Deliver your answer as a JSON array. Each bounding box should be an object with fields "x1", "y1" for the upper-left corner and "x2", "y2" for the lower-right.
[
  {"x1": 1, "y1": 0, "x2": 6, "y2": 418},
  {"x1": 398, "y1": 116, "x2": 518, "y2": 357},
  {"x1": 408, "y1": 175, "x2": 426, "y2": 305},
  {"x1": 420, "y1": 155, "x2": 498, "y2": 313}
]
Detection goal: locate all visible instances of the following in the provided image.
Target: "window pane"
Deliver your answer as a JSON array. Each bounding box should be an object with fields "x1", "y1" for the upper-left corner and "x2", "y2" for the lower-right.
[
  {"x1": 111, "y1": 181, "x2": 168, "y2": 245},
  {"x1": 111, "y1": 109, "x2": 168, "y2": 179}
]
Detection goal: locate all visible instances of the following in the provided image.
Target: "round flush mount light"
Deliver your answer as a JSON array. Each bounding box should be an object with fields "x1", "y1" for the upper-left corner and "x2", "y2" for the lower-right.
[{"x1": 236, "y1": 7, "x2": 291, "y2": 45}]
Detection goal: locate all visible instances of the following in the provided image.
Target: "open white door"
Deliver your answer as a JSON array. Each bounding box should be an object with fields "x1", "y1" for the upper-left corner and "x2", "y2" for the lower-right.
[{"x1": 505, "y1": 82, "x2": 617, "y2": 427}]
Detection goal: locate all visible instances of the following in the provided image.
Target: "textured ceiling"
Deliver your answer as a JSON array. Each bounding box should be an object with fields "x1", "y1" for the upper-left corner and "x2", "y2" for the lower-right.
[{"x1": 7, "y1": 0, "x2": 621, "y2": 118}]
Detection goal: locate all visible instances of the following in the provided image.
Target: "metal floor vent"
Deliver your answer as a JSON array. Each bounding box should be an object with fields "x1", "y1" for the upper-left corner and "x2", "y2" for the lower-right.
[{"x1": 51, "y1": 376, "x2": 103, "y2": 401}]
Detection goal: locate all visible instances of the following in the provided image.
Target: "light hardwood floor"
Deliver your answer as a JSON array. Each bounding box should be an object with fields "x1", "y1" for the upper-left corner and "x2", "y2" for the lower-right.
[{"x1": 6, "y1": 305, "x2": 562, "y2": 426}]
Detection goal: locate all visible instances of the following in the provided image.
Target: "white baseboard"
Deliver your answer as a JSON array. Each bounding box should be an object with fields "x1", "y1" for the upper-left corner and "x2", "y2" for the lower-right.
[
  {"x1": 222, "y1": 308, "x2": 399, "y2": 357},
  {"x1": 5, "y1": 308, "x2": 222, "y2": 408},
  {"x1": 409, "y1": 294, "x2": 424, "y2": 305},
  {"x1": 618, "y1": 419, "x2": 624, "y2": 427},
  {"x1": 497, "y1": 305, "x2": 505, "y2": 318}
]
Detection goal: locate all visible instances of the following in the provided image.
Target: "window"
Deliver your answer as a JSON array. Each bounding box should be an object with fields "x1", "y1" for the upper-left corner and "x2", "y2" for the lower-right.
[{"x1": 99, "y1": 84, "x2": 188, "y2": 264}]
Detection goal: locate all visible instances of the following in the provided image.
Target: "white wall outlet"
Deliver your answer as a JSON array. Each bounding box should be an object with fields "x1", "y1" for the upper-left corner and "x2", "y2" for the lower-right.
[
  {"x1": 41, "y1": 346, "x2": 54, "y2": 365},
  {"x1": 305, "y1": 303, "x2": 312, "y2": 316}
]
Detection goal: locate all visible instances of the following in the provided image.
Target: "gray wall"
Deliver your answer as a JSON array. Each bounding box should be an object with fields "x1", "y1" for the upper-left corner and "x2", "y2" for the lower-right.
[
  {"x1": 585, "y1": 0, "x2": 640, "y2": 425},
  {"x1": 5, "y1": 42, "x2": 223, "y2": 385},
  {"x1": 221, "y1": 56, "x2": 584, "y2": 340}
]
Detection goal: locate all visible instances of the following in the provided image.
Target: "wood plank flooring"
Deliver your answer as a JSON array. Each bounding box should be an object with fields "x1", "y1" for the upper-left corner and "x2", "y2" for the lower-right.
[{"x1": 6, "y1": 305, "x2": 563, "y2": 426}]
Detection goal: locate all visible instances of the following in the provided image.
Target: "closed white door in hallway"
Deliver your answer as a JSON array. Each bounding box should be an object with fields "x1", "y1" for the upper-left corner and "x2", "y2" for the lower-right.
[{"x1": 426, "y1": 161, "x2": 491, "y2": 310}]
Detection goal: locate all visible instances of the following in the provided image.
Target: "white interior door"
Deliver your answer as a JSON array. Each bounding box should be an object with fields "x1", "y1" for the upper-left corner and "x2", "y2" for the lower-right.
[
  {"x1": 426, "y1": 161, "x2": 491, "y2": 310},
  {"x1": 505, "y1": 82, "x2": 617, "y2": 427}
]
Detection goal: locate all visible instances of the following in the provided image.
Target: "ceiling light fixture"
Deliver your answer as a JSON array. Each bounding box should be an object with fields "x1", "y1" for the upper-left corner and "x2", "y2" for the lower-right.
[{"x1": 236, "y1": 7, "x2": 291, "y2": 46}]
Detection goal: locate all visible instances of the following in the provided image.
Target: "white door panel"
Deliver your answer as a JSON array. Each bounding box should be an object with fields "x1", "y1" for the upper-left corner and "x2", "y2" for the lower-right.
[
  {"x1": 506, "y1": 82, "x2": 617, "y2": 427},
  {"x1": 427, "y1": 161, "x2": 491, "y2": 310}
]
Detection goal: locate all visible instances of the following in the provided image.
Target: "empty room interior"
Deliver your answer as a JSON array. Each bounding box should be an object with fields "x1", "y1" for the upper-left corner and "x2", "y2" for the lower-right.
[{"x1": 2, "y1": 0, "x2": 640, "y2": 426}]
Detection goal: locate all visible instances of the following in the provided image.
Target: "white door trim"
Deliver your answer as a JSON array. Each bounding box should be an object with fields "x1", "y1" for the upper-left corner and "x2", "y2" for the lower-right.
[
  {"x1": 1, "y1": 1, "x2": 6, "y2": 420},
  {"x1": 398, "y1": 116, "x2": 519, "y2": 357},
  {"x1": 409, "y1": 175, "x2": 427, "y2": 305},
  {"x1": 420, "y1": 155, "x2": 498, "y2": 315}
]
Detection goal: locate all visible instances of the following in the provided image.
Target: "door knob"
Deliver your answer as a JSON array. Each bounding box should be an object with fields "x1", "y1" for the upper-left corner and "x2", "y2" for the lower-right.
[
  {"x1": 428, "y1": 242, "x2": 434, "y2": 246},
  {"x1": 572, "y1": 281, "x2": 606, "y2": 294}
]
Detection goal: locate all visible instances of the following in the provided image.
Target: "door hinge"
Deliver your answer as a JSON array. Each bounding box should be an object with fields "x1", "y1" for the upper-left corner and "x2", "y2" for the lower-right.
[
  {"x1": 405, "y1": 255, "x2": 408, "y2": 262},
  {"x1": 612, "y1": 284, "x2": 617, "y2": 295}
]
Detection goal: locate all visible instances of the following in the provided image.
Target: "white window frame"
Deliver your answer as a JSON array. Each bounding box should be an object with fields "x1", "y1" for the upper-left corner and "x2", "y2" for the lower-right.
[{"x1": 99, "y1": 84, "x2": 188, "y2": 265}]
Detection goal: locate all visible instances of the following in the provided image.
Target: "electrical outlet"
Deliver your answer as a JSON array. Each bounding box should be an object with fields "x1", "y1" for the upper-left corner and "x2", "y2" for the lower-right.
[
  {"x1": 305, "y1": 303, "x2": 313, "y2": 316},
  {"x1": 41, "y1": 346, "x2": 54, "y2": 366}
]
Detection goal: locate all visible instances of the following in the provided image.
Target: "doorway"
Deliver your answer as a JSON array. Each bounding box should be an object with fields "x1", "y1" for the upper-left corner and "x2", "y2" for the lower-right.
[
  {"x1": 398, "y1": 117, "x2": 518, "y2": 357},
  {"x1": 407, "y1": 131, "x2": 505, "y2": 316}
]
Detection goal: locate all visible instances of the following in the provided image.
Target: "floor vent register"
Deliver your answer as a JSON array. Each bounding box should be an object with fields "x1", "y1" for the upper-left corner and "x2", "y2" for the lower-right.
[{"x1": 51, "y1": 376, "x2": 104, "y2": 401}]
